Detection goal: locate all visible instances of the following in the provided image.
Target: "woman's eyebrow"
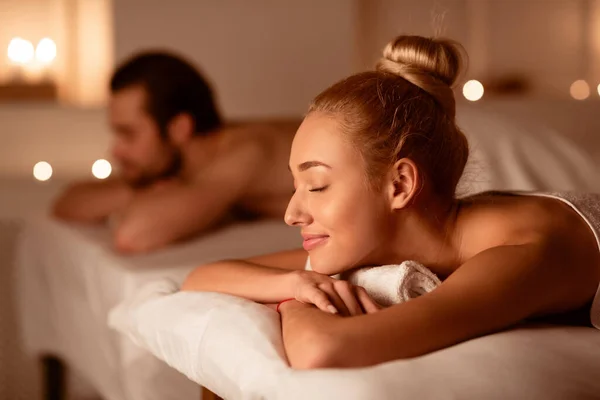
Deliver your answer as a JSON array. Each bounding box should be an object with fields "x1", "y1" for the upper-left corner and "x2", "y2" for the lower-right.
[{"x1": 293, "y1": 160, "x2": 332, "y2": 172}]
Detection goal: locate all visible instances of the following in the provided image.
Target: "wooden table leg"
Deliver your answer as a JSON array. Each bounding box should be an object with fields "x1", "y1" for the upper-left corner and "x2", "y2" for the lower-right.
[
  {"x1": 201, "y1": 385, "x2": 223, "y2": 400},
  {"x1": 42, "y1": 355, "x2": 66, "y2": 400}
]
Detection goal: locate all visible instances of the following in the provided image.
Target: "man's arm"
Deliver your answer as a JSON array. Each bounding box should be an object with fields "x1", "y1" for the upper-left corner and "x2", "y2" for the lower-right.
[
  {"x1": 52, "y1": 179, "x2": 134, "y2": 223},
  {"x1": 113, "y1": 146, "x2": 263, "y2": 253},
  {"x1": 280, "y1": 242, "x2": 587, "y2": 369},
  {"x1": 113, "y1": 181, "x2": 238, "y2": 253}
]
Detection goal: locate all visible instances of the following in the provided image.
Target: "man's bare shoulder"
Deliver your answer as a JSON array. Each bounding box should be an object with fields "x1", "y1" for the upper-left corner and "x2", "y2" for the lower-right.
[
  {"x1": 225, "y1": 118, "x2": 300, "y2": 141},
  {"x1": 223, "y1": 134, "x2": 268, "y2": 165},
  {"x1": 217, "y1": 119, "x2": 300, "y2": 167},
  {"x1": 229, "y1": 117, "x2": 302, "y2": 129},
  {"x1": 189, "y1": 136, "x2": 265, "y2": 187},
  {"x1": 186, "y1": 119, "x2": 298, "y2": 206}
]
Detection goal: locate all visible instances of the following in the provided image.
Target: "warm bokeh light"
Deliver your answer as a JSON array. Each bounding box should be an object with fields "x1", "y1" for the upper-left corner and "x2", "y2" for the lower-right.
[
  {"x1": 33, "y1": 161, "x2": 53, "y2": 181},
  {"x1": 92, "y1": 159, "x2": 112, "y2": 179},
  {"x1": 35, "y1": 38, "x2": 57, "y2": 64},
  {"x1": 570, "y1": 80, "x2": 590, "y2": 100},
  {"x1": 7, "y1": 37, "x2": 34, "y2": 64},
  {"x1": 597, "y1": 83, "x2": 600, "y2": 97},
  {"x1": 462, "y1": 80, "x2": 484, "y2": 101}
]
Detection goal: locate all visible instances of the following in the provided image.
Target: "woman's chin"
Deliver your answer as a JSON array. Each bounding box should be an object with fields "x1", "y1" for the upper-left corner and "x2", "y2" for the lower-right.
[{"x1": 310, "y1": 257, "x2": 344, "y2": 276}]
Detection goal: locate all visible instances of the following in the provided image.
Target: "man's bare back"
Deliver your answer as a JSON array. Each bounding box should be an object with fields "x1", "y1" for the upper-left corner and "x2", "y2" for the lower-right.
[{"x1": 188, "y1": 120, "x2": 297, "y2": 219}]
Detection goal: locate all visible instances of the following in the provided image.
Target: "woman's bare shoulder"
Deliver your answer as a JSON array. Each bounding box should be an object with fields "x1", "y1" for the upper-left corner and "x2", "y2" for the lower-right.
[
  {"x1": 460, "y1": 194, "x2": 600, "y2": 311},
  {"x1": 460, "y1": 193, "x2": 586, "y2": 247}
]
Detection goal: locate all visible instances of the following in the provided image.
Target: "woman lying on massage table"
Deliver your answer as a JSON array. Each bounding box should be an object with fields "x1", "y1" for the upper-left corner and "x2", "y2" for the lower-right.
[{"x1": 182, "y1": 35, "x2": 600, "y2": 369}]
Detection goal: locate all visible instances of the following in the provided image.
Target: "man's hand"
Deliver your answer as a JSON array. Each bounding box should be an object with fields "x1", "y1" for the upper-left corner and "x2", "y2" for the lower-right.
[{"x1": 52, "y1": 179, "x2": 133, "y2": 223}]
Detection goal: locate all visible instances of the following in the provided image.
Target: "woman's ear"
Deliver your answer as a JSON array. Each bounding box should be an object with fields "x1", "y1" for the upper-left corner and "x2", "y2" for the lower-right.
[
  {"x1": 167, "y1": 113, "x2": 194, "y2": 145},
  {"x1": 387, "y1": 158, "x2": 420, "y2": 210}
]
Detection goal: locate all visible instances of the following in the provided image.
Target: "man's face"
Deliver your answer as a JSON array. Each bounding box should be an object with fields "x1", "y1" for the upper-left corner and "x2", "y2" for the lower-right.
[{"x1": 109, "y1": 85, "x2": 180, "y2": 186}]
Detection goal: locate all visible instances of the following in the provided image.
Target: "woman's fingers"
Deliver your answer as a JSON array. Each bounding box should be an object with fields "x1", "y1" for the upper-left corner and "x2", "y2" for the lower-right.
[
  {"x1": 303, "y1": 286, "x2": 338, "y2": 314},
  {"x1": 355, "y1": 286, "x2": 382, "y2": 314},
  {"x1": 333, "y1": 281, "x2": 364, "y2": 316},
  {"x1": 317, "y1": 282, "x2": 351, "y2": 316},
  {"x1": 295, "y1": 273, "x2": 381, "y2": 317},
  {"x1": 318, "y1": 281, "x2": 364, "y2": 316}
]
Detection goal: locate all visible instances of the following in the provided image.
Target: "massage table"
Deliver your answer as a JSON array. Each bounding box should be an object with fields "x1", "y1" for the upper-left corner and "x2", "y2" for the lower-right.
[
  {"x1": 111, "y1": 282, "x2": 600, "y2": 400},
  {"x1": 15, "y1": 217, "x2": 301, "y2": 400},
  {"x1": 13, "y1": 105, "x2": 600, "y2": 399}
]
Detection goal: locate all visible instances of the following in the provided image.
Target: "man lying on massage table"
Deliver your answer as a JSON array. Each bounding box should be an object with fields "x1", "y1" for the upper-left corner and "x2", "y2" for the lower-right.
[
  {"x1": 53, "y1": 51, "x2": 297, "y2": 254},
  {"x1": 182, "y1": 35, "x2": 600, "y2": 369}
]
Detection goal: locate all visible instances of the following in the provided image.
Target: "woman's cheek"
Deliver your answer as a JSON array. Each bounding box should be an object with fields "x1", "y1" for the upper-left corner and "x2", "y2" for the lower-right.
[{"x1": 318, "y1": 195, "x2": 348, "y2": 229}]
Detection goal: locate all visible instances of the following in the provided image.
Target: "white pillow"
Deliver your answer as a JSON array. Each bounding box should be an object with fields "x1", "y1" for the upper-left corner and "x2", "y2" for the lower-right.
[
  {"x1": 110, "y1": 280, "x2": 600, "y2": 400},
  {"x1": 109, "y1": 280, "x2": 289, "y2": 399}
]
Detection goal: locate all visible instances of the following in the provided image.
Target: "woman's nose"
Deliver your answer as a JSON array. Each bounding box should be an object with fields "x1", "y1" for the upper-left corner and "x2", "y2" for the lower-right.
[{"x1": 284, "y1": 193, "x2": 311, "y2": 227}]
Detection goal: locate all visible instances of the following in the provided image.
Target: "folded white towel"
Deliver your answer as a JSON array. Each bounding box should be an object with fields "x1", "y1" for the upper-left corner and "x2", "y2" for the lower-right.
[
  {"x1": 345, "y1": 261, "x2": 441, "y2": 307},
  {"x1": 305, "y1": 257, "x2": 441, "y2": 307}
]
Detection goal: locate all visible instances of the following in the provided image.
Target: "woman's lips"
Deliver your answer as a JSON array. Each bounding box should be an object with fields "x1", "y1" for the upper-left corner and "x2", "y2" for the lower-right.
[{"x1": 302, "y1": 235, "x2": 329, "y2": 251}]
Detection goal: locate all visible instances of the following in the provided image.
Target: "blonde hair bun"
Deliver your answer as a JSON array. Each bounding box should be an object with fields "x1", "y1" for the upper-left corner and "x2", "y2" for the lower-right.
[{"x1": 376, "y1": 35, "x2": 465, "y2": 117}]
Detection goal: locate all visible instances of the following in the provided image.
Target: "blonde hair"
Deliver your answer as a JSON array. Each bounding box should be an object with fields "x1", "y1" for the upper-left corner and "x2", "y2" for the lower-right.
[{"x1": 309, "y1": 35, "x2": 469, "y2": 202}]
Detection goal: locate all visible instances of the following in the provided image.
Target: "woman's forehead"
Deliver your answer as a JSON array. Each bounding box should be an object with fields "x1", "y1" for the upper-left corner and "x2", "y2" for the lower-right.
[{"x1": 291, "y1": 114, "x2": 359, "y2": 169}]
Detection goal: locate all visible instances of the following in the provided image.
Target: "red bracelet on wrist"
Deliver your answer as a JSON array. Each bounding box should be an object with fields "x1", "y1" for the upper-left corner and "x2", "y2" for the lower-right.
[{"x1": 276, "y1": 298, "x2": 295, "y2": 313}]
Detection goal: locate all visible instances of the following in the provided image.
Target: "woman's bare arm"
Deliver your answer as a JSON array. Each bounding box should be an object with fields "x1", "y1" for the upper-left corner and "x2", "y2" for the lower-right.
[
  {"x1": 279, "y1": 242, "x2": 593, "y2": 369},
  {"x1": 180, "y1": 248, "x2": 308, "y2": 303}
]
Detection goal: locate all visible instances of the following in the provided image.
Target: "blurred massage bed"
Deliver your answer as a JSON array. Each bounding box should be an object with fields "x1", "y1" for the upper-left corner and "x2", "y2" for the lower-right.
[
  {"x1": 16, "y1": 219, "x2": 301, "y2": 400},
  {"x1": 15, "y1": 105, "x2": 600, "y2": 400}
]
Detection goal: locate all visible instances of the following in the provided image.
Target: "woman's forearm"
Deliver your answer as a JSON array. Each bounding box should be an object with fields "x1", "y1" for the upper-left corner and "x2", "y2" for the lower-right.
[
  {"x1": 181, "y1": 260, "x2": 297, "y2": 303},
  {"x1": 279, "y1": 300, "x2": 345, "y2": 369},
  {"x1": 279, "y1": 301, "x2": 392, "y2": 369}
]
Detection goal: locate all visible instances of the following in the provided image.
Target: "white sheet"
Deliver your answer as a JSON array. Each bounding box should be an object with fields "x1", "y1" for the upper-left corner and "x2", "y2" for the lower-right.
[
  {"x1": 111, "y1": 281, "x2": 600, "y2": 400},
  {"x1": 456, "y1": 106, "x2": 600, "y2": 194},
  {"x1": 15, "y1": 216, "x2": 301, "y2": 400}
]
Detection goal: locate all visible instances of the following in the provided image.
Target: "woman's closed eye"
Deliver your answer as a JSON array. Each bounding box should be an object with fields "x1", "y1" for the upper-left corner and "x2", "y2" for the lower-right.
[{"x1": 309, "y1": 186, "x2": 329, "y2": 193}]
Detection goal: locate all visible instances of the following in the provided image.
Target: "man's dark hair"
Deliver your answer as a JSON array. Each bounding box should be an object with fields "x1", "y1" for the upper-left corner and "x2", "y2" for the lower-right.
[{"x1": 110, "y1": 51, "x2": 222, "y2": 137}]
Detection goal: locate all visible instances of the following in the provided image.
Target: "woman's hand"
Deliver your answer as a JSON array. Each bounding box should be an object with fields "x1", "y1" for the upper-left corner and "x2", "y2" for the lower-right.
[{"x1": 289, "y1": 270, "x2": 382, "y2": 316}]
